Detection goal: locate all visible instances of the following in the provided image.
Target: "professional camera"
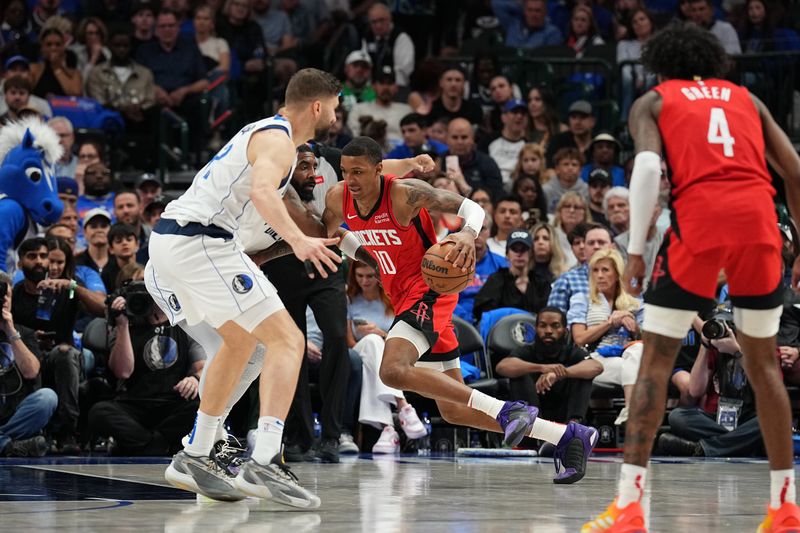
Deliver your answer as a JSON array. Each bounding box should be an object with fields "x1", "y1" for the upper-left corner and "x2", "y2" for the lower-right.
[
  {"x1": 106, "y1": 280, "x2": 154, "y2": 320},
  {"x1": 702, "y1": 306, "x2": 735, "y2": 340}
]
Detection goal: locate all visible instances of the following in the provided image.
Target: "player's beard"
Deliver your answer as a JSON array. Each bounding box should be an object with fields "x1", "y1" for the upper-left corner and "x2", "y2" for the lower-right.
[{"x1": 313, "y1": 124, "x2": 332, "y2": 141}]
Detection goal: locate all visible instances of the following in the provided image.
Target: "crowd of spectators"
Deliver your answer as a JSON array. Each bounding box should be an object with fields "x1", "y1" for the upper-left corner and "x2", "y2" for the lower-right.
[{"x1": 0, "y1": 0, "x2": 800, "y2": 460}]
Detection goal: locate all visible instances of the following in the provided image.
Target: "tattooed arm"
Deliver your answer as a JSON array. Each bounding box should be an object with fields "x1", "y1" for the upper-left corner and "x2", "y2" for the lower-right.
[{"x1": 393, "y1": 178, "x2": 480, "y2": 271}]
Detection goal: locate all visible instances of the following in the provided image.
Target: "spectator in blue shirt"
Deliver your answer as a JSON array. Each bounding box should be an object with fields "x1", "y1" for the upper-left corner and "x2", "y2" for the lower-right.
[
  {"x1": 492, "y1": 0, "x2": 563, "y2": 49},
  {"x1": 456, "y1": 216, "x2": 508, "y2": 324},
  {"x1": 547, "y1": 223, "x2": 614, "y2": 314},
  {"x1": 580, "y1": 133, "x2": 626, "y2": 187},
  {"x1": 386, "y1": 112, "x2": 448, "y2": 160}
]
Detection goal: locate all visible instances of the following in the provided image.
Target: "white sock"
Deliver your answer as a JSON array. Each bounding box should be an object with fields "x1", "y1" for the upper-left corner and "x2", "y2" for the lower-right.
[
  {"x1": 527, "y1": 418, "x2": 567, "y2": 444},
  {"x1": 251, "y1": 416, "x2": 284, "y2": 465},
  {"x1": 215, "y1": 418, "x2": 229, "y2": 443},
  {"x1": 617, "y1": 463, "x2": 648, "y2": 508},
  {"x1": 467, "y1": 390, "x2": 505, "y2": 418},
  {"x1": 184, "y1": 411, "x2": 221, "y2": 457},
  {"x1": 770, "y1": 469, "x2": 797, "y2": 508}
]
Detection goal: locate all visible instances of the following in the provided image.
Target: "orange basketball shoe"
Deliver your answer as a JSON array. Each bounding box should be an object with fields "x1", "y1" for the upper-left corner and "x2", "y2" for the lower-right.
[
  {"x1": 758, "y1": 502, "x2": 800, "y2": 533},
  {"x1": 581, "y1": 499, "x2": 647, "y2": 533}
]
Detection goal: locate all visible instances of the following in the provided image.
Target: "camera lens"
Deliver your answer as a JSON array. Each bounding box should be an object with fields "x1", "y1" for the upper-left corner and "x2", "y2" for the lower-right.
[
  {"x1": 702, "y1": 319, "x2": 726, "y2": 340},
  {"x1": 126, "y1": 292, "x2": 154, "y2": 317}
]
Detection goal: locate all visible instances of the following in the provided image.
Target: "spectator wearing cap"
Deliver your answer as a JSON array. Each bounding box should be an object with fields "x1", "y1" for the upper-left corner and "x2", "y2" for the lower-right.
[
  {"x1": 56, "y1": 177, "x2": 78, "y2": 217},
  {"x1": 455, "y1": 215, "x2": 508, "y2": 324},
  {"x1": 427, "y1": 68, "x2": 483, "y2": 127},
  {"x1": 86, "y1": 26, "x2": 157, "y2": 169},
  {"x1": 603, "y1": 186, "x2": 629, "y2": 236},
  {"x1": 341, "y1": 50, "x2": 376, "y2": 112},
  {"x1": 0, "y1": 56, "x2": 53, "y2": 118},
  {"x1": 136, "y1": 9, "x2": 209, "y2": 160},
  {"x1": 362, "y1": 3, "x2": 414, "y2": 87},
  {"x1": 100, "y1": 222, "x2": 139, "y2": 293},
  {"x1": 586, "y1": 168, "x2": 611, "y2": 226},
  {"x1": 130, "y1": 0, "x2": 156, "y2": 52},
  {"x1": 443, "y1": 118, "x2": 504, "y2": 200},
  {"x1": 0, "y1": 76, "x2": 33, "y2": 125},
  {"x1": 545, "y1": 100, "x2": 596, "y2": 168},
  {"x1": 491, "y1": 0, "x2": 563, "y2": 49},
  {"x1": 580, "y1": 133, "x2": 626, "y2": 187},
  {"x1": 75, "y1": 208, "x2": 112, "y2": 275},
  {"x1": 542, "y1": 147, "x2": 588, "y2": 213},
  {"x1": 47, "y1": 116, "x2": 78, "y2": 179},
  {"x1": 347, "y1": 65, "x2": 412, "y2": 150},
  {"x1": 136, "y1": 174, "x2": 162, "y2": 213},
  {"x1": 483, "y1": 99, "x2": 529, "y2": 188},
  {"x1": 486, "y1": 75, "x2": 522, "y2": 134},
  {"x1": 385, "y1": 112, "x2": 448, "y2": 160},
  {"x1": 473, "y1": 227, "x2": 552, "y2": 321},
  {"x1": 113, "y1": 190, "x2": 149, "y2": 265}
]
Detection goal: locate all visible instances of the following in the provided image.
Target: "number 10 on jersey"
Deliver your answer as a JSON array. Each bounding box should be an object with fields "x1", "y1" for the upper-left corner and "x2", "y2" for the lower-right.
[
  {"x1": 374, "y1": 250, "x2": 396, "y2": 275},
  {"x1": 708, "y1": 107, "x2": 735, "y2": 157}
]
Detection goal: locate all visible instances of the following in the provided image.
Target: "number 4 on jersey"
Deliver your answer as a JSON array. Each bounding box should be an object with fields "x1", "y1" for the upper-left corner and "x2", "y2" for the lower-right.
[{"x1": 707, "y1": 107, "x2": 735, "y2": 157}]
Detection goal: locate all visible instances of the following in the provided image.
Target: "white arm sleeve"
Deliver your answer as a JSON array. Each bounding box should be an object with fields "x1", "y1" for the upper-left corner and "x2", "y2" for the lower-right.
[
  {"x1": 458, "y1": 198, "x2": 485, "y2": 236},
  {"x1": 628, "y1": 151, "x2": 662, "y2": 255},
  {"x1": 339, "y1": 230, "x2": 362, "y2": 260}
]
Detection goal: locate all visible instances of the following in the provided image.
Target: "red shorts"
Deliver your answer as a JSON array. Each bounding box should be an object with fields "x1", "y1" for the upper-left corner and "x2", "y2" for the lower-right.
[
  {"x1": 393, "y1": 290, "x2": 460, "y2": 361},
  {"x1": 646, "y1": 229, "x2": 784, "y2": 313}
]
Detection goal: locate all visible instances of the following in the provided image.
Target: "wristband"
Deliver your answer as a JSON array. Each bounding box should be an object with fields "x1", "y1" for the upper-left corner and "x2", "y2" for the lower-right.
[
  {"x1": 457, "y1": 198, "x2": 484, "y2": 236},
  {"x1": 339, "y1": 231, "x2": 362, "y2": 260},
  {"x1": 8, "y1": 331, "x2": 21, "y2": 343}
]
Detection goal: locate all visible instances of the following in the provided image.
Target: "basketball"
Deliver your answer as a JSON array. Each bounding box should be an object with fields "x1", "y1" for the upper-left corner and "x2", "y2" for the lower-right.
[{"x1": 420, "y1": 241, "x2": 473, "y2": 295}]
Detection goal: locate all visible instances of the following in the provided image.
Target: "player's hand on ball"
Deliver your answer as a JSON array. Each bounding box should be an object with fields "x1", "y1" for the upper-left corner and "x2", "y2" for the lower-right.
[
  {"x1": 442, "y1": 231, "x2": 476, "y2": 273},
  {"x1": 623, "y1": 255, "x2": 646, "y2": 296},
  {"x1": 293, "y1": 236, "x2": 342, "y2": 279}
]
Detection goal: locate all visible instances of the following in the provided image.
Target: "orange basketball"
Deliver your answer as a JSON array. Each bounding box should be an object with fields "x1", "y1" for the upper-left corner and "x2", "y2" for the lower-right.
[{"x1": 421, "y1": 241, "x2": 474, "y2": 295}]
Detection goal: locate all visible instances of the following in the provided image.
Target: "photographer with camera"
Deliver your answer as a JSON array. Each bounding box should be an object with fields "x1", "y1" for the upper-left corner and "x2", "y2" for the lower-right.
[
  {"x1": 11, "y1": 237, "x2": 104, "y2": 453},
  {"x1": 88, "y1": 276, "x2": 206, "y2": 456},
  {"x1": 0, "y1": 271, "x2": 58, "y2": 457},
  {"x1": 657, "y1": 308, "x2": 765, "y2": 457}
]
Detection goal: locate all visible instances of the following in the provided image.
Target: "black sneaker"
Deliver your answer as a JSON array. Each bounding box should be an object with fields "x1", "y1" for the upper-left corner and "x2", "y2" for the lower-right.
[
  {"x1": 656, "y1": 432, "x2": 703, "y2": 457},
  {"x1": 315, "y1": 438, "x2": 340, "y2": 464},
  {"x1": 53, "y1": 434, "x2": 82, "y2": 455},
  {"x1": 214, "y1": 436, "x2": 248, "y2": 476},
  {"x1": 284, "y1": 444, "x2": 314, "y2": 463},
  {"x1": 4, "y1": 435, "x2": 48, "y2": 457}
]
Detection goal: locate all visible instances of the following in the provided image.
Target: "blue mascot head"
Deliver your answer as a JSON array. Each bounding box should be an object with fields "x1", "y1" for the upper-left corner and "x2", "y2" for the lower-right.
[{"x1": 0, "y1": 118, "x2": 64, "y2": 226}]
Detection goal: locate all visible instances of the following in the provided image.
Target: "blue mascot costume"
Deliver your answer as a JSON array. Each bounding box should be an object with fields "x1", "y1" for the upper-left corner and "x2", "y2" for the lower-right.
[{"x1": 0, "y1": 118, "x2": 64, "y2": 273}]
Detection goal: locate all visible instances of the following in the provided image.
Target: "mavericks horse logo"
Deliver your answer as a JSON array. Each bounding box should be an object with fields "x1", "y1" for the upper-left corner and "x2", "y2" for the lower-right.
[{"x1": 232, "y1": 274, "x2": 253, "y2": 294}]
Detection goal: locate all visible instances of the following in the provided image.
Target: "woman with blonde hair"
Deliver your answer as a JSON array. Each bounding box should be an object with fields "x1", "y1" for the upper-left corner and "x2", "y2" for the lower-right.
[
  {"x1": 529, "y1": 222, "x2": 567, "y2": 283},
  {"x1": 568, "y1": 248, "x2": 643, "y2": 424},
  {"x1": 552, "y1": 191, "x2": 591, "y2": 268},
  {"x1": 345, "y1": 261, "x2": 427, "y2": 454}
]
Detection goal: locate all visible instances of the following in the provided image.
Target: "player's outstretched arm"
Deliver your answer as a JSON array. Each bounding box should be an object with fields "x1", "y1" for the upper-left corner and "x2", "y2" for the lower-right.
[
  {"x1": 394, "y1": 178, "x2": 484, "y2": 272},
  {"x1": 381, "y1": 154, "x2": 436, "y2": 177},
  {"x1": 322, "y1": 182, "x2": 379, "y2": 270},
  {"x1": 247, "y1": 130, "x2": 341, "y2": 277},
  {"x1": 624, "y1": 91, "x2": 663, "y2": 295},
  {"x1": 752, "y1": 94, "x2": 800, "y2": 290}
]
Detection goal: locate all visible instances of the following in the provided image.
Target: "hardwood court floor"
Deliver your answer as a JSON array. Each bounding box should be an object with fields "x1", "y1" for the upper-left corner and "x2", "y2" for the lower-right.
[{"x1": 0, "y1": 454, "x2": 785, "y2": 532}]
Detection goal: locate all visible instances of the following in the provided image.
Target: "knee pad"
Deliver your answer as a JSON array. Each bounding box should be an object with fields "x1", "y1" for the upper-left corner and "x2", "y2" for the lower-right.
[
  {"x1": 642, "y1": 304, "x2": 698, "y2": 339},
  {"x1": 733, "y1": 306, "x2": 782, "y2": 338}
]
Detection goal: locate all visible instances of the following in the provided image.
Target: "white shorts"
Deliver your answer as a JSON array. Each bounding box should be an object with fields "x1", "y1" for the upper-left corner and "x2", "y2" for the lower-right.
[
  {"x1": 147, "y1": 231, "x2": 284, "y2": 331},
  {"x1": 386, "y1": 321, "x2": 461, "y2": 373}
]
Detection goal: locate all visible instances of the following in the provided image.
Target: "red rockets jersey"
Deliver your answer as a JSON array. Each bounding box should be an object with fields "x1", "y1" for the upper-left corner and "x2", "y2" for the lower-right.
[
  {"x1": 342, "y1": 174, "x2": 458, "y2": 313},
  {"x1": 654, "y1": 78, "x2": 780, "y2": 252}
]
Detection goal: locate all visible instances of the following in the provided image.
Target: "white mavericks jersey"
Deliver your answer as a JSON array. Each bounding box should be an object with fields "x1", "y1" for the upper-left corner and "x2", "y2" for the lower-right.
[{"x1": 162, "y1": 114, "x2": 296, "y2": 253}]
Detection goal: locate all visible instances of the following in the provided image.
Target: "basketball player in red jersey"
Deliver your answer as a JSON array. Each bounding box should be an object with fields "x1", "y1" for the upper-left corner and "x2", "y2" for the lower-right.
[
  {"x1": 583, "y1": 23, "x2": 800, "y2": 533},
  {"x1": 324, "y1": 136, "x2": 599, "y2": 484}
]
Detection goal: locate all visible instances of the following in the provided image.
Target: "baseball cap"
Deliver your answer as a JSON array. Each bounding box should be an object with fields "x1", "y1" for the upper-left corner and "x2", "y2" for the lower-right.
[
  {"x1": 143, "y1": 194, "x2": 170, "y2": 214},
  {"x1": 374, "y1": 64, "x2": 395, "y2": 84},
  {"x1": 345, "y1": 50, "x2": 372, "y2": 66},
  {"x1": 82, "y1": 208, "x2": 112, "y2": 227},
  {"x1": 568, "y1": 100, "x2": 593, "y2": 116},
  {"x1": 4, "y1": 55, "x2": 30, "y2": 71},
  {"x1": 57, "y1": 177, "x2": 79, "y2": 196},
  {"x1": 136, "y1": 172, "x2": 162, "y2": 189},
  {"x1": 506, "y1": 228, "x2": 533, "y2": 251},
  {"x1": 588, "y1": 168, "x2": 612, "y2": 186},
  {"x1": 590, "y1": 132, "x2": 621, "y2": 149},
  {"x1": 503, "y1": 99, "x2": 527, "y2": 113}
]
